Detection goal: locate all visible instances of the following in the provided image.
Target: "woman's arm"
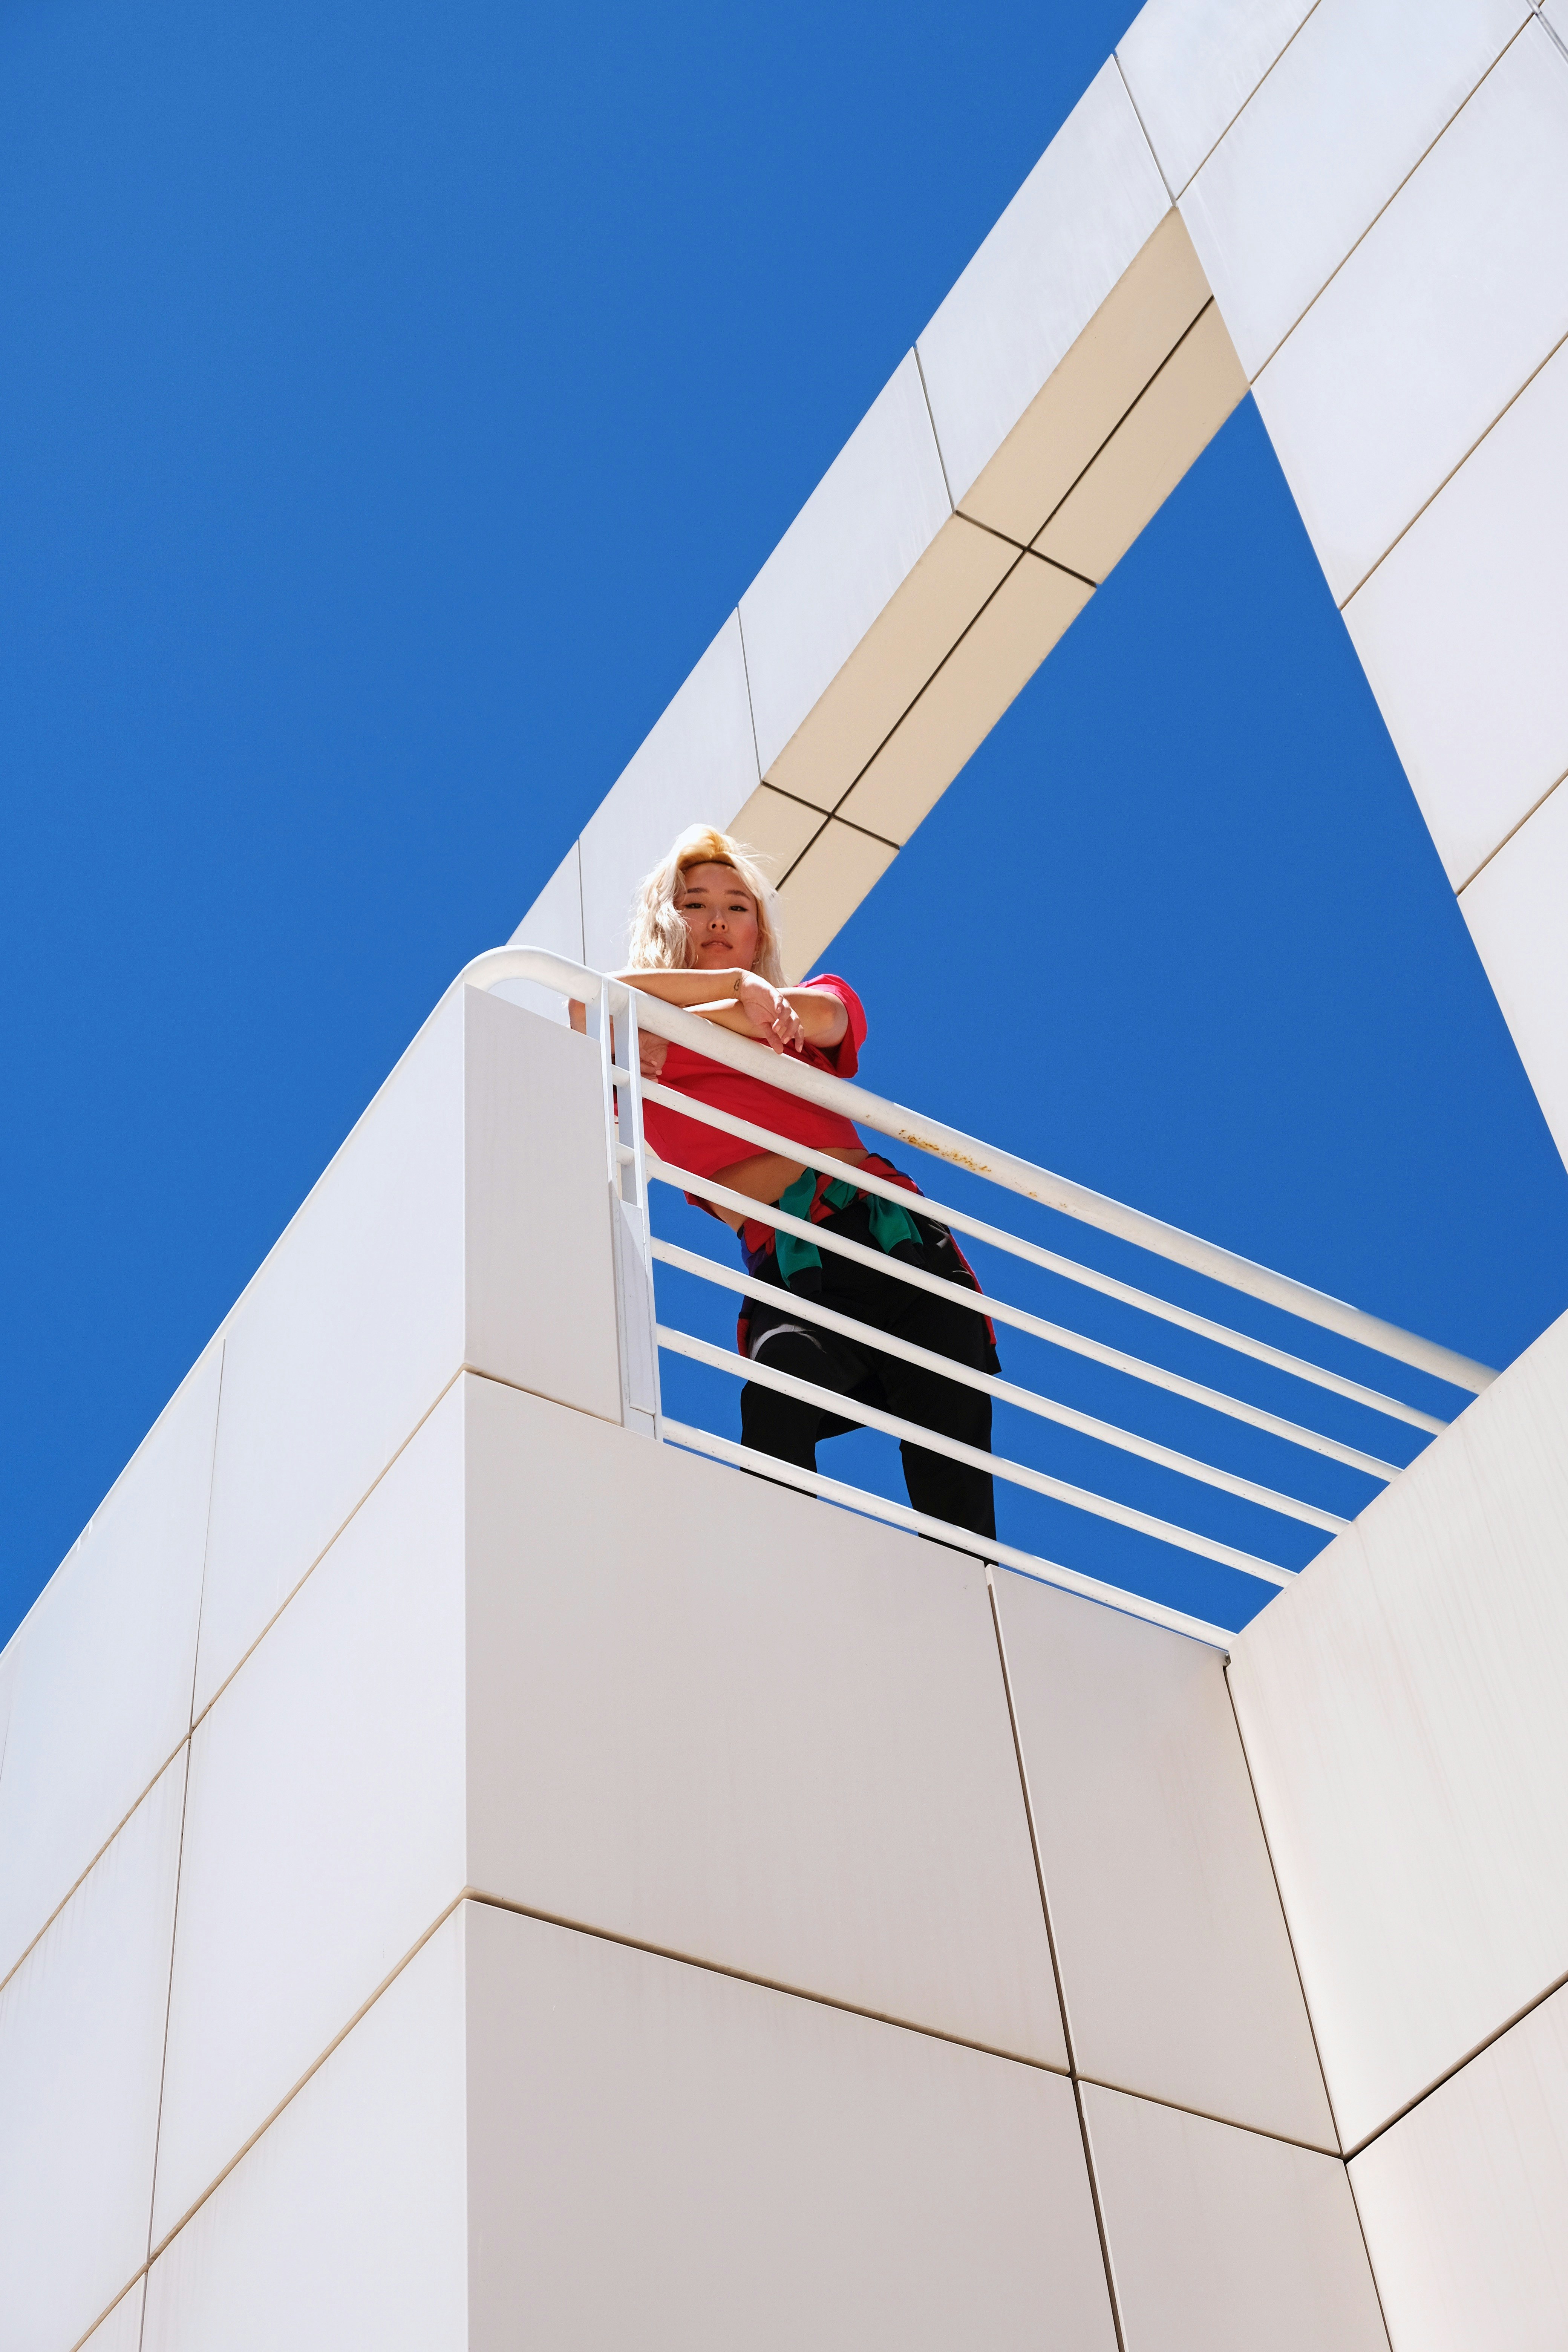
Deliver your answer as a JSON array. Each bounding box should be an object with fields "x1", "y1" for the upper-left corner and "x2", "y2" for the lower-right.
[
  {"x1": 681, "y1": 986, "x2": 848, "y2": 1051},
  {"x1": 568, "y1": 964, "x2": 758, "y2": 1038},
  {"x1": 573, "y1": 975, "x2": 847, "y2": 1061},
  {"x1": 613, "y1": 967, "x2": 815, "y2": 1055}
]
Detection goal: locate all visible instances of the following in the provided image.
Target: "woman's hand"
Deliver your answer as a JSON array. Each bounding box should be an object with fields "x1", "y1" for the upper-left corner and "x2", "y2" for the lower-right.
[
  {"x1": 735, "y1": 971, "x2": 805, "y2": 1054},
  {"x1": 640, "y1": 1033, "x2": 668, "y2": 1081}
]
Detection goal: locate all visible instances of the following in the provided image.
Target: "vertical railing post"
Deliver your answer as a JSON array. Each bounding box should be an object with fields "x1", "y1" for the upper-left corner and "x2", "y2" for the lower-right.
[
  {"x1": 596, "y1": 977, "x2": 660, "y2": 1439},
  {"x1": 620, "y1": 986, "x2": 663, "y2": 1441}
]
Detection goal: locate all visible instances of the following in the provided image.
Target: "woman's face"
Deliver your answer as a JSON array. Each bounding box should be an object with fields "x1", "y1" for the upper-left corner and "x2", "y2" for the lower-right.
[{"x1": 675, "y1": 862, "x2": 761, "y2": 972}]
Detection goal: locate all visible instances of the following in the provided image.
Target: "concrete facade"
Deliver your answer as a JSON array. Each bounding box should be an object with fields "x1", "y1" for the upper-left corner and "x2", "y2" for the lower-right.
[
  {"x1": 8, "y1": 3, "x2": 1568, "y2": 2342},
  {"x1": 6, "y1": 990, "x2": 1568, "y2": 2343},
  {"x1": 3, "y1": 994, "x2": 1392, "y2": 2347}
]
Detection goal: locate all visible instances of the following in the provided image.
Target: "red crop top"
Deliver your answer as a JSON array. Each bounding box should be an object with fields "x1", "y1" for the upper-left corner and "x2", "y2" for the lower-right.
[{"x1": 640, "y1": 973, "x2": 867, "y2": 1182}]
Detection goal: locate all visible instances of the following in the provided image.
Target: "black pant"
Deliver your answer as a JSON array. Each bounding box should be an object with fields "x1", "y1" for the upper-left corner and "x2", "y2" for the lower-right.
[{"x1": 740, "y1": 1204, "x2": 996, "y2": 1542}]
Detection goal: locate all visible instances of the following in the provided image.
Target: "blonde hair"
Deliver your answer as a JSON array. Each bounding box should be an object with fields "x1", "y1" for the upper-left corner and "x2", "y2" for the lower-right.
[{"x1": 626, "y1": 825, "x2": 787, "y2": 986}]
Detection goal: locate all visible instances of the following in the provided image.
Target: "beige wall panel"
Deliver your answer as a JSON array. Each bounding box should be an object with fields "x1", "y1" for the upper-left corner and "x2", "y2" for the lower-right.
[
  {"x1": 1117, "y1": 0, "x2": 1317, "y2": 194},
  {"x1": 994, "y1": 1569, "x2": 1336, "y2": 2148},
  {"x1": 1084, "y1": 2084, "x2": 1388, "y2": 2352},
  {"x1": 0, "y1": 1337, "x2": 219, "y2": 1989},
  {"x1": 956, "y1": 210, "x2": 1211, "y2": 542},
  {"x1": 1035, "y1": 302, "x2": 1248, "y2": 582},
  {"x1": 838, "y1": 555, "x2": 1091, "y2": 848},
  {"x1": 775, "y1": 819, "x2": 898, "y2": 980},
  {"x1": 761, "y1": 513, "x2": 1015, "y2": 816},
  {"x1": 728, "y1": 782, "x2": 827, "y2": 880},
  {"x1": 467, "y1": 1900, "x2": 1115, "y2": 2350},
  {"x1": 1461, "y1": 783, "x2": 1568, "y2": 1166},
  {"x1": 1229, "y1": 1306, "x2": 1568, "y2": 2151},
  {"x1": 0, "y1": 1754, "x2": 185, "y2": 2352},
  {"x1": 466, "y1": 1377, "x2": 1066, "y2": 2067},
  {"x1": 577, "y1": 610, "x2": 760, "y2": 970},
  {"x1": 1349, "y1": 1980, "x2": 1568, "y2": 2352},
  {"x1": 1343, "y1": 334, "x2": 1568, "y2": 891},
  {"x1": 144, "y1": 1908, "x2": 469, "y2": 2352},
  {"x1": 740, "y1": 352, "x2": 951, "y2": 787},
  {"x1": 917, "y1": 62, "x2": 1169, "y2": 513}
]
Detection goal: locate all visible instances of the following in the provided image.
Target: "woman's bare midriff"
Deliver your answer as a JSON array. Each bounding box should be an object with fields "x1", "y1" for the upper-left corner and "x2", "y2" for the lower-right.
[{"x1": 708, "y1": 1142, "x2": 870, "y2": 1231}]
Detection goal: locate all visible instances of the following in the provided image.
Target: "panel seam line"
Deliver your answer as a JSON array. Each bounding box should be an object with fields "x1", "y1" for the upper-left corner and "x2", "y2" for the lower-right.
[
  {"x1": 188, "y1": 1365, "x2": 469, "y2": 1733},
  {"x1": 1455, "y1": 765, "x2": 1567, "y2": 894},
  {"x1": 1338, "y1": 317, "x2": 1568, "y2": 612},
  {"x1": 987, "y1": 1568, "x2": 1129, "y2": 2352},
  {"x1": 1345, "y1": 1957, "x2": 1568, "y2": 2159},
  {"x1": 467, "y1": 1886, "x2": 1070, "y2": 2071},
  {"x1": 1143, "y1": 0, "x2": 1327, "y2": 199},
  {"x1": 913, "y1": 343, "x2": 956, "y2": 511},
  {"x1": 1029, "y1": 295, "x2": 1217, "y2": 552},
  {"x1": 1113, "y1": 51, "x2": 1173, "y2": 201},
  {"x1": 1250, "y1": 18, "x2": 1534, "y2": 384}
]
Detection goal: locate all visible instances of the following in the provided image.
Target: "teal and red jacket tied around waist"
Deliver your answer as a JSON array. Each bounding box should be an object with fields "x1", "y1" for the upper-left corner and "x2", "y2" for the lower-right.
[{"x1": 635, "y1": 970, "x2": 997, "y2": 1364}]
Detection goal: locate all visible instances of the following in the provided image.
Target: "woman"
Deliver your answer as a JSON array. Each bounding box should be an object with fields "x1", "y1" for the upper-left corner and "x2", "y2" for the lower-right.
[{"x1": 611, "y1": 823, "x2": 996, "y2": 1543}]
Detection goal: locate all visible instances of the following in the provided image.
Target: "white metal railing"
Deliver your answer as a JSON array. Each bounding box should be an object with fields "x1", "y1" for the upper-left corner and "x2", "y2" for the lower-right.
[{"x1": 462, "y1": 947, "x2": 1495, "y2": 1650}]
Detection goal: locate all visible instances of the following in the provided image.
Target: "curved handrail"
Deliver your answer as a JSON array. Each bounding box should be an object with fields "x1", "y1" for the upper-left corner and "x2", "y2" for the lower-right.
[{"x1": 455, "y1": 944, "x2": 1496, "y2": 1396}]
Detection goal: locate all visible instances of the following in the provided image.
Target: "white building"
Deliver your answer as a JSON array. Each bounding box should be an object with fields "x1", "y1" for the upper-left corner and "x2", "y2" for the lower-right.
[{"x1": 3, "y1": 2, "x2": 1567, "y2": 2344}]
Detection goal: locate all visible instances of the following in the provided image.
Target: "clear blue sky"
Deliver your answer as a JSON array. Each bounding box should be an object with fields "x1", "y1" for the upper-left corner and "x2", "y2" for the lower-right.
[{"x1": 4, "y1": 0, "x2": 1566, "y2": 1645}]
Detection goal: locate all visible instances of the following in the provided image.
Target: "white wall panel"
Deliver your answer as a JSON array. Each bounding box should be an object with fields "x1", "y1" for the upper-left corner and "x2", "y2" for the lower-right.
[
  {"x1": 1182, "y1": 0, "x2": 1526, "y2": 378},
  {"x1": 81, "y1": 2281, "x2": 148, "y2": 2352},
  {"x1": 740, "y1": 353, "x2": 950, "y2": 781},
  {"x1": 153, "y1": 1384, "x2": 467, "y2": 2243},
  {"x1": 0, "y1": 1616, "x2": 23, "y2": 1792},
  {"x1": 144, "y1": 1905, "x2": 467, "y2": 2352},
  {"x1": 1084, "y1": 2084, "x2": 1387, "y2": 2352},
  {"x1": 497, "y1": 839, "x2": 582, "y2": 1021},
  {"x1": 1229, "y1": 1306, "x2": 1568, "y2": 2150},
  {"x1": 917, "y1": 63, "x2": 1168, "y2": 514},
  {"x1": 994, "y1": 1569, "x2": 1334, "y2": 2147},
  {"x1": 1344, "y1": 334, "x2": 1568, "y2": 889},
  {"x1": 1350, "y1": 1980, "x2": 1568, "y2": 2352},
  {"x1": 194, "y1": 988, "x2": 618, "y2": 1717},
  {"x1": 466, "y1": 1377, "x2": 1066, "y2": 2067},
  {"x1": 193, "y1": 992, "x2": 465, "y2": 1712},
  {"x1": 1461, "y1": 782, "x2": 1568, "y2": 1162},
  {"x1": 1253, "y1": 22, "x2": 1568, "y2": 603},
  {"x1": 0, "y1": 1754, "x2": 185, "y2": 2352},
  {"x1": 459, "y1": 986, "x2": 621, "y2": 1408},
  {"x1": 1117, "y1": 0, "x2": 1317, "y2": 195},
  {"x1": 577, "y1": 611, "x2": 760, "y2": 971},
  {"x1": 0, "y1": 1340, "x2": 219, "y2": 1988},
  {"x1": 467, "y1": 1900, "x2": 1114, "y2": 2349}
]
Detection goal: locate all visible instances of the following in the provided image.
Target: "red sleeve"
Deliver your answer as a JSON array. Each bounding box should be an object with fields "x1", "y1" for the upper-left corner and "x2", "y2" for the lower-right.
[{"x1": 803, "y1": 973, "x2": 866, "y2": 1080}]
